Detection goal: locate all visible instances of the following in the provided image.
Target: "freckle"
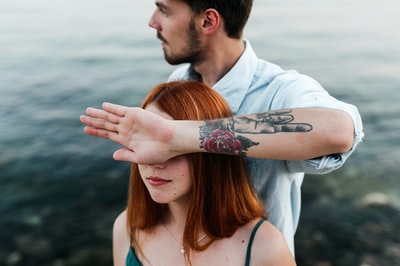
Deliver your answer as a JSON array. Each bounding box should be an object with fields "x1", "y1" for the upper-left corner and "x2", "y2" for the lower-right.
[{"x1": 241, "y1": 239, "x2": 245, "y2": 243}]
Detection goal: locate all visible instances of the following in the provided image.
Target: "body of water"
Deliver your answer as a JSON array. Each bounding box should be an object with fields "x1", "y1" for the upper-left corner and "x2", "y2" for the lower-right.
[{"x1": 1, "y1": 0, "x2": 399, "y2": 265}]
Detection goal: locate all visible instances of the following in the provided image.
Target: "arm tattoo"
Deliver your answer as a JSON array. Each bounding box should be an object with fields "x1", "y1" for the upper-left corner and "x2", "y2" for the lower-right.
[
  {"x1": 199, "y1": 109, "x2": 312, "y2": 156},
  {"x1": 199, "y1": 119, "x2": 259, "y2": 156}
]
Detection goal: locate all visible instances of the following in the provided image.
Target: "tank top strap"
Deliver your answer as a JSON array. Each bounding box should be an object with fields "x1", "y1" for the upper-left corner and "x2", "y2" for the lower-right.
[
  {"x1": 126, "y1": 246, "x2": 144, "y2": 266},
  {"x1": 245, "y1": 219, "x2": 266, "y2": 266}
]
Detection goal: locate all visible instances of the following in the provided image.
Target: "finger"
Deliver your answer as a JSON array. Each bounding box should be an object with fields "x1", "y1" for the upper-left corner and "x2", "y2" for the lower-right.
[
  {"x1": 80, "y1": 115, "x2": 119, "y2": 132},
  {"x1": 84, "y1": 126, "x2": 116, "y2": 137},
  {"x1": 102, "y1": 102, "x2": 130, "y2": 117},
  {"x1": 113, "y1": 148, "x2": 137, "y2": 163},
  {"x1": 275, "y1": 123, "x2": 312, "y2": 132},
  {"x1": 86, "y1": 107, "x2": 121, "y2": 124},
  {"x1": 269, "y1": 114, "x2": 294, "y2": 124},
  {"x1": 80, "y1": 115, "x2": 103, "y2": 128}
]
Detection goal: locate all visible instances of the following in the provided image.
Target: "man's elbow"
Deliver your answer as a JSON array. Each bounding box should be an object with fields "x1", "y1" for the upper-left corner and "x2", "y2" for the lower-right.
[{"x1": 330, "y1": 115, "x2": 354, "y2": 153}]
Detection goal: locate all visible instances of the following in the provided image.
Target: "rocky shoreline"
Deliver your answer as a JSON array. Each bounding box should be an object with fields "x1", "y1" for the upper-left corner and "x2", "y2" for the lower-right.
[
  {"x1": 296, "y1": 177, "x2": 400, "y2": 266},
  {"x1": 1, "y1": 169, "x2": 399, "y2": 266}
]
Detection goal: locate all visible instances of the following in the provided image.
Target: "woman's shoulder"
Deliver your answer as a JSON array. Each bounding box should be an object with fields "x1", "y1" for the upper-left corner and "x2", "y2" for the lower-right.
[
  {"x1": 113, "y1": 210, "x2": 131, "y2": 266},
  {"x1": 247, "y1": 219, "x2": 297, "y2": 266},
  {"x1": 113, "y1": 210, "x2": 128, "y2": 239}
]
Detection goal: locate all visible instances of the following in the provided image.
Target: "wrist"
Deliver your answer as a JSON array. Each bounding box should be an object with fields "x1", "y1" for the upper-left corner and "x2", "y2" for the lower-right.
[{"x1": 170, "y1": 120, "x2": 203, "y2": 155}]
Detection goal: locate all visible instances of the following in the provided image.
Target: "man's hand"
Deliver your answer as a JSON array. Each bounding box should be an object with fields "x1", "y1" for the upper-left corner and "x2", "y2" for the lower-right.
[{"x1": 80, "y1": 102, "x2": 178, "y2": 164}]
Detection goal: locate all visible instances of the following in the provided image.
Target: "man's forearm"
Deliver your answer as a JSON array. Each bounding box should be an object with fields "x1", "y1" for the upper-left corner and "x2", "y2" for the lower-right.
[
  {"x1": 196, "y1": 108, "x2": 354, "y2": 160},
  {"x1": 81, "y1": 104, "x2": 354, "y2": 164}
]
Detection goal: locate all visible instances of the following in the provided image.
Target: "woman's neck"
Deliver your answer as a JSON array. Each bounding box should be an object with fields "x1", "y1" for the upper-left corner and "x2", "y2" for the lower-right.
[{"x1": 165, "y1": 200, "x2": 189, "y2": 229}]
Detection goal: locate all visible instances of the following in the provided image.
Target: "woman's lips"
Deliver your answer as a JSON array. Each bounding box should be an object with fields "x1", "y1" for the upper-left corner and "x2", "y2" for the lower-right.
[{"x1": 147, "y1": 176, "x2": 171, "y2": 186}]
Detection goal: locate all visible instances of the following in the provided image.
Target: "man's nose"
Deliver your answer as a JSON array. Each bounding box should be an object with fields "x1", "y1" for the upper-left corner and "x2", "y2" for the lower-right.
[{"x1": 148, "y1": 11, "x2": 161, "y2": 30}]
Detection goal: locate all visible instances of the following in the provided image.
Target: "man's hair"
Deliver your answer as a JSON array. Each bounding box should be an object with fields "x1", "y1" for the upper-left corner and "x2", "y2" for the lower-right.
[{"x1": 182, "y1": 0, "x2": 253, "y2": 39}]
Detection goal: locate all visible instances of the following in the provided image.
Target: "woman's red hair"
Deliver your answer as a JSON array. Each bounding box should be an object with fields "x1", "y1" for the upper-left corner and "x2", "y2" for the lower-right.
[{"x1": 126, "y1": 81, "x2": 265, "y2": 260}]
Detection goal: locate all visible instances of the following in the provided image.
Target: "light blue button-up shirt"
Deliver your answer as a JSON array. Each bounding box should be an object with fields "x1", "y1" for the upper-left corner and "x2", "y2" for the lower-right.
[{"x1": 169, "y1": 40, "x2": 364, "y2": 254}]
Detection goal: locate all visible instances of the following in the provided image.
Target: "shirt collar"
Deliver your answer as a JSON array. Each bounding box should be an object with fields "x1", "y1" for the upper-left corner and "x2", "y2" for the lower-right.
[
  {"x1": 186, "y1": 40, "x2": 258, "y2": 113},
  {"x1": 213, "y1": 40, "x2": 258, "y2": 113}
]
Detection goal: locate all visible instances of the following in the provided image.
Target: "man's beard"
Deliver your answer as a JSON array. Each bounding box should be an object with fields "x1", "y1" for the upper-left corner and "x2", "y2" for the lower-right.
[{"x1": 164, "y1": 18, "x2": 204, "y2": 65}]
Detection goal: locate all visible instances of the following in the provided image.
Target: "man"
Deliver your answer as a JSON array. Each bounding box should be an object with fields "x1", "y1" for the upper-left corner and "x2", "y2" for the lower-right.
[{"x1": 80, "y1": 0, "x2": 363, "y2": 254}]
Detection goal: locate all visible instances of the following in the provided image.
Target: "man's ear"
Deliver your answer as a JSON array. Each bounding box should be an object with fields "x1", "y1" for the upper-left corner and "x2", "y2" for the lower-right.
[{"x1": 201, "y1": 9, "x2": 220, "y2": 35}]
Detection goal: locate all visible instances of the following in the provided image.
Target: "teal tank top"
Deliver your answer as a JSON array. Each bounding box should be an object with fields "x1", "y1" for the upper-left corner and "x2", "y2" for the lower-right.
[
  {"x1": 126, "y1": 219, "x2": 266, "y2": 266},
  {"x1": 126, "y1": 245, "x2": 143, "y2": 266}
]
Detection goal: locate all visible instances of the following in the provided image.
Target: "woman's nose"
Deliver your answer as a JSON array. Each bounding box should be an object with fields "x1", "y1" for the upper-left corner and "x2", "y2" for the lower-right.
[{"x1": 151, "y1": 163, "x2": 166, "y2": 169}]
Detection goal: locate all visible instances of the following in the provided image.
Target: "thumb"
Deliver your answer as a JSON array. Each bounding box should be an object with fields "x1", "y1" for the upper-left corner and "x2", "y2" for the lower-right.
[{"x1": 113, "y1": 148, "x2": 136, "y2": 163}]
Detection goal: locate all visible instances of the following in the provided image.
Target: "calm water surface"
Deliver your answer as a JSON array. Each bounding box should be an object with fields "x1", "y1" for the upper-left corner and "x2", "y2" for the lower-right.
[{"x1": 0, "y1": 0, "x2": 399, "y2": 262}]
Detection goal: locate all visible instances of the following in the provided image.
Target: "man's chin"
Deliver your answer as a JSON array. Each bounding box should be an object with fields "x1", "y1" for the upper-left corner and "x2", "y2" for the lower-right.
[{"x1": 164, "y1": 55, "x2": 186, "y2": 66}]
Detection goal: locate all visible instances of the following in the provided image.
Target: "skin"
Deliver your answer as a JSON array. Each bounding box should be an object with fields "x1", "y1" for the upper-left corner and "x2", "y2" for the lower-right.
[
  {"x1": 137, "y1": 104, "x2": 193, "y2": 206},
  {"x1": 83, "y1": 1, "x2": 355, "y2": 263},
  {"x1": 81, "y1": 104, "x2": 353, "y2": 164},
  {"x1": 148, "y1": 0, "x2": 245, "y2": 85},
  {"x1": 113, "y1": 210, "x2": 296, "y2": 266},
  {"x1": 80, "y1": 0, "x2": 354, "y2": 164},
  {"x1": 149, "y1": 0, "x2": 203, "y2": 65},
  {"x1": 111, "y1": 104, "x2": 297, "y2": 265}
]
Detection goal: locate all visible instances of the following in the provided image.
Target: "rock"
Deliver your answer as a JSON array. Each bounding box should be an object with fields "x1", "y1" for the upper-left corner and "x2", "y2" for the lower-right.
[
  {"x1": 360, "y1": 193, "x2": 391, "y2": 207},
  {"x1": 6, "y1": 252, "x2": 21, "y2": 266},
  {"x1": 14, "y1": 234, "x2": 51, "y2": 257}
]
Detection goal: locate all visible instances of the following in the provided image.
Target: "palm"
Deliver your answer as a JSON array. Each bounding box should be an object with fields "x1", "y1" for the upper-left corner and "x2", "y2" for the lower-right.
[{"x1": 80, "y1": 103, "x2": 175, "y2": 164}]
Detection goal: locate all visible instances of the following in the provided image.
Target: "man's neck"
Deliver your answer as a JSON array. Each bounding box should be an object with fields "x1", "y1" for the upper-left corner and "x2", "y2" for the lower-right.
[{"x1": 192, "y1": 38, "x2": 245, "y2": 87}]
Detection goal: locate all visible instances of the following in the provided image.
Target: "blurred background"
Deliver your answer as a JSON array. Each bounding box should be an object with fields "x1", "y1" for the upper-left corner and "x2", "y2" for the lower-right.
[{"x1": 1, "y1": 0, "x2": 399, "y2": 265}]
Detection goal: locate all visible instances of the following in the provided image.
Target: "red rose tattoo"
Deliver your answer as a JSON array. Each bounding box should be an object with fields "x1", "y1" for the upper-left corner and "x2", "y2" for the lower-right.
[
  {"x1": 201, "y1": 129, "x2": 242, "y2": 154},
  {"x1": 199, "y1": 120, "x2": 259, "y2": 156}
]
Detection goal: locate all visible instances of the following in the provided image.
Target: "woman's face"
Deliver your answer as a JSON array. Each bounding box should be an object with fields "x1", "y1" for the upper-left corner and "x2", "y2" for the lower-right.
[{"x1": 138, "y1": 104, "x2": 193, "y2": 205}]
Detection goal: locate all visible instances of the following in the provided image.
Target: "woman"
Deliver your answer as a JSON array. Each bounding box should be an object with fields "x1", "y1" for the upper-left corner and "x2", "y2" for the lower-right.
[{"x1": 112, "y1": 81, "x2": 296, "y2": 266}]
